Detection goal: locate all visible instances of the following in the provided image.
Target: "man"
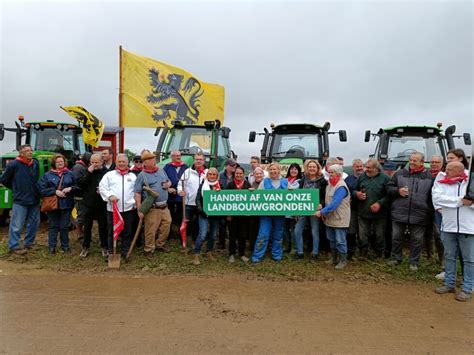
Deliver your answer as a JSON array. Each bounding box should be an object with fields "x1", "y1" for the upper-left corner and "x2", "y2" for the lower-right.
[
  {"x1": 130, "y1": 155, "x2": 143, "y2": 176},
  {"x1": 425, "y1": 155, "x2": 444, "y2": 263},
  {"x1": 0, "y1": 144, "x2": 40, "y2": 254},
  {"x1": 248, "y1": 156, "x2": 268, "y2": 185},
  {"x1": 218, "y1": 159, "x2": 237, "y2": 249},
  {"x1": 345, "y1": 159, "x2": 364, "y2": 259},
  {"x1": 99, "y1": 154, "x2": 137, "y2": 258},
  {"x1": 77, "y1": 153, "x2": 108, "y2": 258},
  {"x1": 323, "y1": 157, "x2": 348, "y2": 180},
  {"x1": 101, "y1": 148, "x2": 115, "y2": 171},
  {"x1": 382, "y1": 161, "x2": 398, "y2": 258},
  {"x1": 135, "y1": 151, "x2": 172, "y2": 260},
  {"x1": 432, "y1": 161, "x2": 473, "y2": 302},
  {"x1": 163, "y1": 150, "x2": 188, "y2": 237},
  {"x1": 355, "y1": 159, "x2": 390, "y2": 259},
  {"x1": 386, "y1": 152, "x2": 434, "y2": 271},
  {"x1": 71, "y1": 152, "x2": 92, "y2": 241},
  {"x1": 336, "y1": 156, "x2": 344, "y2": 166},
  {"x1": 178, "y1": 153, "x2": 208, "y2": 246}
]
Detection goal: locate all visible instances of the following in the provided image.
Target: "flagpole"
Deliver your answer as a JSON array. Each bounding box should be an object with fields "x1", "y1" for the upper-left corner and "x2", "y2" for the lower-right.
[{"x1": 119, "y1": 45, "x2": 123, "y2": 128}]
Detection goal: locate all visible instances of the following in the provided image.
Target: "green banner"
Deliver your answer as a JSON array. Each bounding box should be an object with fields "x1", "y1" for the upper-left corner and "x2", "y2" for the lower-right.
[{"x1": 203, "y1": 189, "x2": 319, "y2": 216}]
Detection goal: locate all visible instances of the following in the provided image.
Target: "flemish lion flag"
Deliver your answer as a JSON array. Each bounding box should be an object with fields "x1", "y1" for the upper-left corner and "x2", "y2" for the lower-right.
[
  {"x1": 61, "y1": 106, "x2": 104, "y2": 147},
  {"x1": 120, "y1": 48, "x2": 225, "y2": 128}
]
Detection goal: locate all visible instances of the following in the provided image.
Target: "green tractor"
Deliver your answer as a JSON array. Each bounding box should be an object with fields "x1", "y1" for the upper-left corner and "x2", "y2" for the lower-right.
[
  {"x1": 364, "y1": 123, "x2": 471, "y2": 169},
  {"x1": 0, "y1": 116, "x2": 90, "y2": 224},
  {"x1": 155, "y1": 120, "x2": 236, "y2": 170},
  {"x1": 248, "y1": 122, "x2": 347, "y2": 175}
]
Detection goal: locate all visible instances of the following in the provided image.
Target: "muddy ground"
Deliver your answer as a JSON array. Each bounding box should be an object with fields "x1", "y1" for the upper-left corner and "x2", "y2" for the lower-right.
[
  {"x1": 0, "y1": 223, "x2": 473, "y2": 354},
  {"x1": 0, "y1": 260, "x2": 472, "y2": 354}
]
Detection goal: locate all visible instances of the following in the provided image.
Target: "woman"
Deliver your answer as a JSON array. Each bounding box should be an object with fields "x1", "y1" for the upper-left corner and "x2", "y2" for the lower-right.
[
  {"x1": 252, "y1": 162, "x2": 288, "y2": 264},
  {"x1": 194, "y1": 168, "x2": 221, "y2": 265},
  {"x1": 248, "y1": 167, "x2": 265, "y2": 252},
  {"x1": 227, "y1": 166, "x2": 251, "y2": 262},
  {"x1": 446, "y1": 148, "x2": 469, "y2": 170},
  {"x1": 38, "y1": 154, "x2": 76, "y2": 254},
  {"x1": 283, "y1": 163, "x2": 302, "y2": 253},
  {"x1": 315, "y1": 164, "x2": 350, "y2": 269},
  {"x1": 294, "y1": 160, "x2": 327, "y2": 261}
]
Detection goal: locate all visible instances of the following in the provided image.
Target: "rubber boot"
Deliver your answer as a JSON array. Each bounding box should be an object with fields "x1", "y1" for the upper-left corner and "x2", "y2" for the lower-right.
[
  {"x1": 335, "y1": 253, "x2": 347, "y2": 270},
  {"x1": 326, "y1": 250, "x2": 338, "y2": 265}
]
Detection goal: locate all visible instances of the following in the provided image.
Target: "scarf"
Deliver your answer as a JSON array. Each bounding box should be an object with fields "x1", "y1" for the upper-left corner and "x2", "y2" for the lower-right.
[
  {"x1": 51, "y1": 168, "x2": 69, "y2": 176},
  {"x1": 429, "y1": 168, "x2": 441, "y2": 178},
  {"x1": 329, "y1": 176, "x2": 341, "y2": 187},
  {"x1": 76, "y1": 160, "x2": 87, "y2": 168},
  {"x1": 196, "y1": 166, "x2": 205, "y2": 176},
  {"x1": 170, "y1": 161, "x2": 184, "y2": 167},
  {"x1": 131, "y1": 166, "x2": 142, "y2": 173},
  {"x1": 288, "y1": 176, "x2": 298, "y2": 184},
  {"x1": 438, "y1": 173, "x2": 468, "y2": 185},
  {"x1": 116, "y1": 167, "x2": 130, "y2": 176},
  {"x1": 15, "y1": 156, "x2": 33, "y2": 167},
  {"x1": 409, "y1": 166, "x2": 426, "y2": 174},
  {"x1": 233, "y1": 178, "x2": 245, "y2": 190},
  {"x1": 202, "y1": 179, "x2": 221, "y2": 192},
  {"x1": 143, "y1": 166, "x2": 159, "y2": 174}
]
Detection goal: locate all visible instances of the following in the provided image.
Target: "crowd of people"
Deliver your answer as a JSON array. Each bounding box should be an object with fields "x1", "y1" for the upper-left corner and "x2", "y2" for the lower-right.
[{"x1": 0, "y1": 145, "x2": 472, "y2": 302}]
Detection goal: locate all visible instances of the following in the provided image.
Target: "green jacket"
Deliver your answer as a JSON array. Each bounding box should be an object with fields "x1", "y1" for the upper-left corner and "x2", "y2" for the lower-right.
[{"x1": 355, "y1": 172, "x2": 390, "y2": 219}]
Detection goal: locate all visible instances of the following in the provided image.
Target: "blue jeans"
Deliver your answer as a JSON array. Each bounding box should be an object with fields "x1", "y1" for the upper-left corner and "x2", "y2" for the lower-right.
[
  {"x1": 294, "y1": 216, "x2": 320, "y2": 256},
  {"x1": 442, "y1": 232, "x2": 473, "y2": 294},
  {"x1": 325, "y1": 227, "x2": 348, "y2": 255},
  {"x1": 8, "y1": 203, "x2": 40, "y2": 251},
  {"x1": 47, "y1": 208, "x2": 72, "y2": 251},
  {"x1": 194, "y1": 215, "x2": 219, "y2": 254},
  {"x1": 252, "y1": 216, "x2": 285, "y2": 263}
]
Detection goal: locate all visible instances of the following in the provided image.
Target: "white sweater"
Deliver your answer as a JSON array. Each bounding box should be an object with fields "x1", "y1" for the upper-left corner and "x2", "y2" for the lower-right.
[
  {"x1": 177, "y1": 167, "x2": 208, "y2": 206},
  {"x1": 432, "y1": 172, "x2": 474, "y2": 235},
  {"x1": 99, "y1": 170, "x2": 137, "y2": 212}
]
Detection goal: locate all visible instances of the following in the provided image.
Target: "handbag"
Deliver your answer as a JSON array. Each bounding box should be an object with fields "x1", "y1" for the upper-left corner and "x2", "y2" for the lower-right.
[{"x1": 41, "y1": 174, "x2": 64, "y2": 213}]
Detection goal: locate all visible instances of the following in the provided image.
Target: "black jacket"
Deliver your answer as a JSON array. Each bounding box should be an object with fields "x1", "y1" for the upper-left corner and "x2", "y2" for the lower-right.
[
  {"x1": 386, "y1": 168, "x2": 433, "y2": 226},
  {"x1": 77, "y1": 167, "x2": 108, "y2": 208},
  {"x1": 298, "y1": 175, "x2": 327, "y2": 207}
]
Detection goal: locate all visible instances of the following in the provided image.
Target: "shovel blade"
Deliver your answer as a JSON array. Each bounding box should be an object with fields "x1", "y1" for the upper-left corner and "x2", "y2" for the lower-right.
[{"x1": 108, "y1": 254, "x2": 121, "y2": 269}]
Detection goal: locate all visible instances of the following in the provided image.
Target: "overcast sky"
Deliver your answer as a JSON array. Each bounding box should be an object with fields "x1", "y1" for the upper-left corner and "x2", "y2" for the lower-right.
[{"x1": 1, "y1": 0, "x2": 472, "y2": 163}]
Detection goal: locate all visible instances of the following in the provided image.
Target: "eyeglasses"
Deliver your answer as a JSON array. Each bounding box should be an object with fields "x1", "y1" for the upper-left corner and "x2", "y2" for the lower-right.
[{"x1": 134, "y1": 160, "x2": 142, "y2": 163}]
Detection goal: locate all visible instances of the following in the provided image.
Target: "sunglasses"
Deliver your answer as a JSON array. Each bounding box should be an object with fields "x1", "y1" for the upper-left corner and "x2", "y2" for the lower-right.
[{"x1": 134, "y1": 160, "x2": 142, "y2": 163}]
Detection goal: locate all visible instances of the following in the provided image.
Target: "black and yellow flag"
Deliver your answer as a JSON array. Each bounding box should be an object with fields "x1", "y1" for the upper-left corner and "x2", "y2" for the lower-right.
[
  {"x1": 120, "y1": 48, "x2": 225, "y2": 128},
  {"x1": 60, "y1": 106, "x2": 104, "y2": 147}
]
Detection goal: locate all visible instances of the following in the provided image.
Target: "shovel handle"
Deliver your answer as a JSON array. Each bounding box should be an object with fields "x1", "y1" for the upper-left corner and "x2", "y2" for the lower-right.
[{"x1": 126, "y1": 217, "x2": 143, "y2": 259}]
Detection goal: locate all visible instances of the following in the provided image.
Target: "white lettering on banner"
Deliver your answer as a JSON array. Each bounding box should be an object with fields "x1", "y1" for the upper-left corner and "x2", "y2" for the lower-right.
[
  {"x1": 209, "y1": 194, "x2": 248, "y2": 202},
  {"x1": 207, "y1": 202, "x2": 315, "y2": 212}
]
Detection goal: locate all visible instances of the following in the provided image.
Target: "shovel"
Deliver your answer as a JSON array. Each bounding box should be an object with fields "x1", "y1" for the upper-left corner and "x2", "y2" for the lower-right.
[
  {"x1": 126, "y1": 217, "x2": 143, "y2": 259},
  {"x1": 108, "y1": 239, "x2": 121, "y2": 269}
]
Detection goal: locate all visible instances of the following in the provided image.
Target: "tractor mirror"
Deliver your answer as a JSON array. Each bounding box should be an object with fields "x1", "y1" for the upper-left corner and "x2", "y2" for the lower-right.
[
  {"x1": 221, "y1": 127, "x2": 230, "y2": 139},
  {"x1": 0, "y1": 124, "x2": 4, "y2": 141},
  {"x1": 249, "y1": 131, "x2": 256, "y2": 142},
  {"x1": 364, "y1": 130, "x2": 371, "y2": 142},
  {"x1": 339, "y1": 130, "x2": 347, "y2": 142},
  {"x1": 464, "y1": 133, "x2": 471, "y2": 145}
]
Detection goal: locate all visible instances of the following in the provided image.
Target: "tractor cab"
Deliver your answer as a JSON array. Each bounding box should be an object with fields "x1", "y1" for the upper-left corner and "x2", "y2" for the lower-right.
[
  {"x1": 364, "y1": 123, "x2": 471, "y2": 168},
  {"x1": 155, "y1": 120, "x2": 235, "y2": 170}
]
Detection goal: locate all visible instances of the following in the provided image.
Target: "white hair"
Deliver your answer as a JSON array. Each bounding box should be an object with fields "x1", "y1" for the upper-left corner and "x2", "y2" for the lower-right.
[{"x1": 328, "y1": 164, "x2": 344, "y2": 176}]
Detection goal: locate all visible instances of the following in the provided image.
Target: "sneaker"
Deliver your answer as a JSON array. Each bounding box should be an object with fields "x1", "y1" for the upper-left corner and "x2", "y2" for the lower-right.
[
  {"x1": 193, "y1": 255, "x2": 201, "y2": 265},
  {"x1": 101, "y1": 248, "x2": 109, "y2": 258},
  {"x1": 409, "y1": 264, "x2": 418, "y2": 272},
  {"x1": 387, "y1": 259, "x2": 401, "y2": 266},
  {"x1": 79, "y1": 247, "x2": 89, "y2": 258},
  {"x1": 61, "y1": 248, "x2": 71, "y2": 254},
  {"x1": 11, "y1": 248, "x2": 27, "y2": 255},
  {"x1": 435, "y1": 271, "x2": 445, "y2": 280},
  {"x1": 228, "y1": 255, "x2": 235, "y2": 263},
  {"x1": 435, "y1": 285, "x2": 455, "y2": 294},
  {"x1": 241, "y1": 255, "x2": 249, "y2": 263},
  {"x1": 455, "y1": 291, "x2": 472, "y2": 302}
]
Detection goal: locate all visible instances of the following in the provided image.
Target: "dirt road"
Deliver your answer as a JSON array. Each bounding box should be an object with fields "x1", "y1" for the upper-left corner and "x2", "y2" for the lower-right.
[{"x1": 0, "y1": 261, "x2": 472, "y2": 354}]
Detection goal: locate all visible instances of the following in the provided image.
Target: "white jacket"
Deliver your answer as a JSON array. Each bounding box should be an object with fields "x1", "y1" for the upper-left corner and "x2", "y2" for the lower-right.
[
  {"x1": 99, "y1": 170, "x2": 137, "y2": 212},
  {"x1": 432, "y1": 171, "x2": 474, "y2": 235},
  {"x1": 177, "y1": 167, "x2": 208, "y2": 206}
]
